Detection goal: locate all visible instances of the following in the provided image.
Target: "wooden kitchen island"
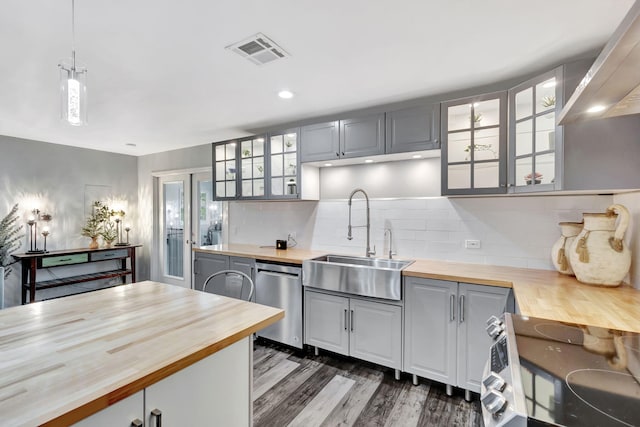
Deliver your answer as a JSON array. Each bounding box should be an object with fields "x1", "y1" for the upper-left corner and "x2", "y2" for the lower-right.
[{"x1": 0, "y1": 281, "x2": 284, "y2": 426}]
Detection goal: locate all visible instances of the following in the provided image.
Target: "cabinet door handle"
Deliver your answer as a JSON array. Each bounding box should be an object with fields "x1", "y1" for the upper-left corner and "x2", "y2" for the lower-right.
[
  {"x1": 350, "y1": 309, "x2": 354, "y2": 332},
  {"x1": 193, "y1": 259, "x2": 198, "y2": 275},
  {"x1": 459, "y1": 295, "x2": 465, "y2": 324},
  {"x1": 344, "y1": 309, "x2": 348, "y2": 331},
  {"x1": 131, "y1": 419, "x2": 143, "y2": 427},
  {"x1": 335, "y1": 152, "x2": 340, "y2": 157},
  {"x1": 341, "y1": 152, "x2": 345, "y2": 156},
  {"x1": 450, "y1": 294, "x2": 455, "y2": 321},
  {"x1": 151, "y1": 408, "x2": 162, "y2": 427}
]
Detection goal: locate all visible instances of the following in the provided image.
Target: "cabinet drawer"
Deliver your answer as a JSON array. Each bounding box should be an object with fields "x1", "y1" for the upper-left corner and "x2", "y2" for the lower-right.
[
  {"x1": 40, "y1": 253, "x2": 89, "y2": 268},
  {"x1": 90, "y1": 249, "x2": 128, "y2": 261}
]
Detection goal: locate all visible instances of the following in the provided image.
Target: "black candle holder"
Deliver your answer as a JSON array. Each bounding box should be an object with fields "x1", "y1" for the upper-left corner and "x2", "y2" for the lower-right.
[{"x1": 26, "y1": 209, "x2": 44, "y2": 254}]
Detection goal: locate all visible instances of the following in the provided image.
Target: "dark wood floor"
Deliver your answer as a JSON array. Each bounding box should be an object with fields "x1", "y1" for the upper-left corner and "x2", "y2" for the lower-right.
[{"x1": 253, "y1": 340, "x2": 483, "y2": 427}]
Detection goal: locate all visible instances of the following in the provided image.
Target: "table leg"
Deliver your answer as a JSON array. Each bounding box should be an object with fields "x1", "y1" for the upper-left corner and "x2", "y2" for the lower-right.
[{"x1": 28, "y1": 259, "x2": 37, "y2": 304}]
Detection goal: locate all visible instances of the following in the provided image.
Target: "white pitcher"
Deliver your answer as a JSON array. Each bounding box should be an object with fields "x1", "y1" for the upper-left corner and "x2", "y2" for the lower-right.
[
  {"x1": 569, "y1": 204, "x2": 631, "y2": 286},
  {"x1": 550, "y1": 222, "x2": 583, "y2": 275}
]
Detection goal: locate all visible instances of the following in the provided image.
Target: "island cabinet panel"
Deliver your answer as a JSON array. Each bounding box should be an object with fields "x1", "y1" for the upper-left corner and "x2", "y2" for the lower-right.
[
  {"x1": 146, "y1": 337, "x2": 251, "y2": 427},
  {"x1": 71, "y1": 338, "x2": 251, "y2": 427},
  {"x1": 72, "y1": 391, "x2": 143, "y2": 427}
]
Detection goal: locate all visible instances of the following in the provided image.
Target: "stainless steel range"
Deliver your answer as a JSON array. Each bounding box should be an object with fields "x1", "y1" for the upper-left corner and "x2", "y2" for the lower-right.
[{"x1": 481, "y1": 313, "x2": 640, "y2": 427}]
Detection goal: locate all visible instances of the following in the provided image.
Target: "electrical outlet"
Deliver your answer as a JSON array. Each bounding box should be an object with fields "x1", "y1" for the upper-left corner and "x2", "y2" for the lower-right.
[{"x1": 465, "y1": 239, "x2": 481, "y2": 249}]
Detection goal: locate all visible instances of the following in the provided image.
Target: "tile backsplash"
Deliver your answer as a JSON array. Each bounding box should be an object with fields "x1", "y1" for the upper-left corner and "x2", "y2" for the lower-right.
[{"x1": 230, "y1": 194, "x2": 614, "y2": 271}]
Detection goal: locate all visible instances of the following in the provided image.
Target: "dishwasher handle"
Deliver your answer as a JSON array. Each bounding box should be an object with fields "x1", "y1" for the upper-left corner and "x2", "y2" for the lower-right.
[{"x1": 257, "y1": 269, "x2": 301, "y2": 278}]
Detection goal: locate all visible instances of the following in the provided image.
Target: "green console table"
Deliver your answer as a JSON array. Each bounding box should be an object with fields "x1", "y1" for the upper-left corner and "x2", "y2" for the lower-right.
[{"x1": 13, "y1": 245, "x2": 141, "y2": 304}]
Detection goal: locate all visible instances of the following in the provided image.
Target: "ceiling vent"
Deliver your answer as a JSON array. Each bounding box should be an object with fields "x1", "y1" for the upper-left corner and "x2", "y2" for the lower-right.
[{"x1": 226, "y1": 33, "x2": 290, "y2": 65}]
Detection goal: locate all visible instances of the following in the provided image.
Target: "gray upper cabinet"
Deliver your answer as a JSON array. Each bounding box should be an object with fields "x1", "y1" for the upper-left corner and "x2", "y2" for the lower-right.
[
  {"x1": 441, "y1": 91, "x2": 508, "y2": 195},
  {"x1": 300, "y1": 121, "x2": 340, "y2": 162},
  {"x1": 508, "y1": 66, "x2": 564, "y2": 193},
  {"x1": 238, "y1": 135, "x2": 267, "y2": 199},
  {"x1": 386, "y1": 104, "x2": 440, "y2": 153},
  {"x1": 339, "y1": 113, "x2": 385, "y2": 159}
]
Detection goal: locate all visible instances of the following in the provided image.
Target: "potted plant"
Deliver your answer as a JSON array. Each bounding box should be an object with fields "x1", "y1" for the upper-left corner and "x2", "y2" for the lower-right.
[
  {"x1": 525, "y1": 172, "x2": 543, "y2": 185},
  {"x1": 541, "y1": 95, "x2": 556, "y2": 108},
  {"x1": 0, "y1": 204, "x2": 24, "y2": 279},
  {"x1": 82, "y1": 201, "x2": 109, "y2": 249},
  {"x1": 100, "y1": 220, "x2": 118, "y2": 247}
]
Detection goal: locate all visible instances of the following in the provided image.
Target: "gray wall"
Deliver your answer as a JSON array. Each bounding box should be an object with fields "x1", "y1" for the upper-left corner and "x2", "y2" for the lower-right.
[
  {"x1": 0, "y1": 135, "x2": 138, "y2": 306},
  {"x1": 137, "y1": 143, "x2": 212, "y2": 281}
]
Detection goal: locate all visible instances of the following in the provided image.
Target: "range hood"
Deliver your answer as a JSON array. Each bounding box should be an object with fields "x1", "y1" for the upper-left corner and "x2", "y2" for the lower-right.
[{"x1": 558, "y1": 1, "x2": 640, "y2": 124}]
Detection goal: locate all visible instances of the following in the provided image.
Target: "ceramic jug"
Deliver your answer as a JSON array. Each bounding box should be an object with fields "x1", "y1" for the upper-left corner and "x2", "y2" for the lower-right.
[
  {"x1": 550, "y1": 222, "x2": 583, "y2": 275},
  {"x1": 569, "y1": 204, "x2": 631, "y2": 286}
]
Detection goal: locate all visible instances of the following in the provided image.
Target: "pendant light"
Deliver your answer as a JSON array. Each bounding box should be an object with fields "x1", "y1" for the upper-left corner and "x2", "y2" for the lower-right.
[{"x1": 58, "y1": 0, "x2": 87, "y2": 126}]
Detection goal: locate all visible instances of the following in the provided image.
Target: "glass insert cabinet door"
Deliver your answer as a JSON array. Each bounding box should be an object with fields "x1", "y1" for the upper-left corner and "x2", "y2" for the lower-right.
[
  {"x1": 239, "y1": 136, "x2": 266, "y2": 198},
  {"x1": 268, "y1": 129, "x2": 299, "y2": 198},
  {"x1": 509, "y1": 66, "x2": 563, "y2": 192},
  {"x1": 442, "y1": 91, "x2": 508, "y2": 195},
  {"x1": 213, "y1": 141, "x2": 238, "y2": 199}
]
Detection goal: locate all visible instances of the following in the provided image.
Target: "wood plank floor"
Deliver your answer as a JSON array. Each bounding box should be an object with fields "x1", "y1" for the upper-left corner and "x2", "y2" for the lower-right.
[{"x1": 253, "y1": 340, "x2": 483, "y2": 427}]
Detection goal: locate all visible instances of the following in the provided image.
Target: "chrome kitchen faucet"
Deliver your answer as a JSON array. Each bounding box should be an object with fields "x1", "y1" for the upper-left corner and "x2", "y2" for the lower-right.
[{"x1": 347, "y1": 188, "x2": 375, "y2": 257}]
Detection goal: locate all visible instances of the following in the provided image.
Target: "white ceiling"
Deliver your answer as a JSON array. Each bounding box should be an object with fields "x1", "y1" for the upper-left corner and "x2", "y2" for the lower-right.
[{"x1": 0, "y1": 0, "x2": 634, "y2": 156}]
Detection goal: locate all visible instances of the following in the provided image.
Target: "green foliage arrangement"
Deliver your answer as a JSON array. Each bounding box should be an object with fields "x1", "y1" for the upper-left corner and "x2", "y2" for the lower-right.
[
  {"x1": 100, "y1": 220, "x2": 118, "y2": 244},
  {"x1": 0, "y1": 204, "x2": 24, "y2": 278},
  {"x1": 81, "y1": 201, "x2": 108, "y2": 238}
]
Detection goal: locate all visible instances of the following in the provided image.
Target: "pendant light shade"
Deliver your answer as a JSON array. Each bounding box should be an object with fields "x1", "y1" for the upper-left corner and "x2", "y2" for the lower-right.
[
  {"x1": 59, "y1": 0, "x2": 87, "y2": 126},
  {"x1": 59, "y1": 57, "x2": 87, "y2": 126}
]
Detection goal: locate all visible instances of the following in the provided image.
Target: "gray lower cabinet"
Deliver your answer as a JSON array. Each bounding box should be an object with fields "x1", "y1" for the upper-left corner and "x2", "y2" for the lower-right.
[
  {"x1": 386, "y1": 104, "x2": 440, "y2": 153},
  {"x1": 304, "y1": 289, "x2": 402, "y2": 370},
  {"x1": 403, "y1": 277, "x2": 511, "y2": 393},
  {"x1": 193, "y1": 252, "x2": 255, "y2": 299}
]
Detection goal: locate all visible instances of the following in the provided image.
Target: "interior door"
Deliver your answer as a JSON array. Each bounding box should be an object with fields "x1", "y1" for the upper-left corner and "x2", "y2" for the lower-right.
[
  {"x1": 191, "y1": 171, "x2": 220, "y2": 247},
  {"x1": 159, "y1": 174, "x2": 191, "y2": 288}
]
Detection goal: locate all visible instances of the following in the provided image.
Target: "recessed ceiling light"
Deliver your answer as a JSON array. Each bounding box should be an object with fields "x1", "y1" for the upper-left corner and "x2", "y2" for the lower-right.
[
  {"x1": 278, "y1": 90, "x2": 294, "y2": 99},
  {"x1": 364, "y1": 159, "x2": 374, "y2": 163},
  {"x1": 125, "y1": 143, "x2": 137, "y2": 147},
  {"x1": 324, "y1": 163, "x2": 333, "y2": 167},
  {"x1": 412, "y1": 154, "x2": 422, "y2": 159},
  {"x1": 587, "y1": 105, "x2": 606, "y2": 113}
]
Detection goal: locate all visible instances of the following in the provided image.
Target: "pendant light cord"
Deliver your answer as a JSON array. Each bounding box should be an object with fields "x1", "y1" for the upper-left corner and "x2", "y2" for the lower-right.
[{"x1": 71, "y1": 0, "x2": 76, "y2": 69}]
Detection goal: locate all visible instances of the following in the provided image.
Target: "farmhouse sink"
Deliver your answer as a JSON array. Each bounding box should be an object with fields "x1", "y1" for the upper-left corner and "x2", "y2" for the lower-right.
[{"x1": 302, "y1": 255, "x2": 414, "y2": 301}]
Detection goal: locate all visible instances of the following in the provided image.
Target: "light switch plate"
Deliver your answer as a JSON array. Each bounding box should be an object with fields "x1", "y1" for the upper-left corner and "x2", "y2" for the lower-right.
[{"x1": 465, "y1": 239, "x2": 481, "y2": 249}]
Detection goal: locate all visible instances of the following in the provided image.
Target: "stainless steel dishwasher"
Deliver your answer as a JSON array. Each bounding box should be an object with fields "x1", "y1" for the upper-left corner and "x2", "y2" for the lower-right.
[{"x1": 255, "y1": 262, "x2": 303, "y2": 349}]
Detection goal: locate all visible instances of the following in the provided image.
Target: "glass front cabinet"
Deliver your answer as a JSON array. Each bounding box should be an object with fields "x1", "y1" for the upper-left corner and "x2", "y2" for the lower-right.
[
  {"x1": 213, "y1": 140, "x2": 239, "y2": 199},
  {"x1": 508, "y1": 66, "x2": 563, "y2": 193},
  {"x1": 212, "y1": 128, "x2": 301, "y2": 200},
  {"x1": 441, "y1": 92, "x2": 508, "y2": 195},
  {"x1": 268, "y1": 128, "x2": 300, "y2": 199}
]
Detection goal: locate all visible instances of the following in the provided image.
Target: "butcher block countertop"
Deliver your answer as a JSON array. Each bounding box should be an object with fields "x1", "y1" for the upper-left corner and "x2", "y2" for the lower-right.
[
  {"x1": 404, "y1": 259, "x2": 640, "y2": 333},
  {"x1": 0, "y1": 281, "x2": 283, "y2": 427},
  {"x1": 194, "y1": 243, "x2": 327, "y2": 264},
  {"x1": 195, "y1": 245, "x2": 640, "y2": 333}
]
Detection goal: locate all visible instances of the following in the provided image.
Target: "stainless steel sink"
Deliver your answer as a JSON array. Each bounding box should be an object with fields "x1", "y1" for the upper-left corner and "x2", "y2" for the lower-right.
[{"x1": 302, "y1": 255, "x2": 414, "y2": 300}]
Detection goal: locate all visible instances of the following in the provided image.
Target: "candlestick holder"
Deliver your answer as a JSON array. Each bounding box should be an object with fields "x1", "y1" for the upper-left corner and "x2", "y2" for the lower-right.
[
  {"x1": 26, "y1": 209, "x2": 44, "y2": 254},
  {"x1": 125, "y1": 226, "x2": 131, "y2": 245},
  {"x1": 41, "y1": 229, "x2": 50, "y2": 253}
]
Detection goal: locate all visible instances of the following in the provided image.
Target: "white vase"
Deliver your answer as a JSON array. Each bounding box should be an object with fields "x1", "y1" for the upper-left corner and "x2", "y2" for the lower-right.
[
  {"x1": 568, "y1": 204, "x2": 632, "y2": 286},
  {"x1": 551, "y1": 222, "x2": 583, "y2": 275}
]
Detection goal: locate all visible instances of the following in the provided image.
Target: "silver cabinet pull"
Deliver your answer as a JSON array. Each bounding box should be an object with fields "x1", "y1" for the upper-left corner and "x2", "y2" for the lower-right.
[
  {"x1": 151, "y1": 408, "x2": 162, "y2": 427},
  {"x1": 131, "y1": 419, "x2": 143, "y2": 427},
  {"x1": 350, "y1": 309, "x2": 354, "y2": 332},
  {"x1": 450, "y1": 294, "x2": 455, "y2": 321},
  {"x1": 344, "y1": 309, "x2": 348, "y2": 331},
  {"x1": 459, "y1": 295, "x2": 465, "y2": 323}
]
